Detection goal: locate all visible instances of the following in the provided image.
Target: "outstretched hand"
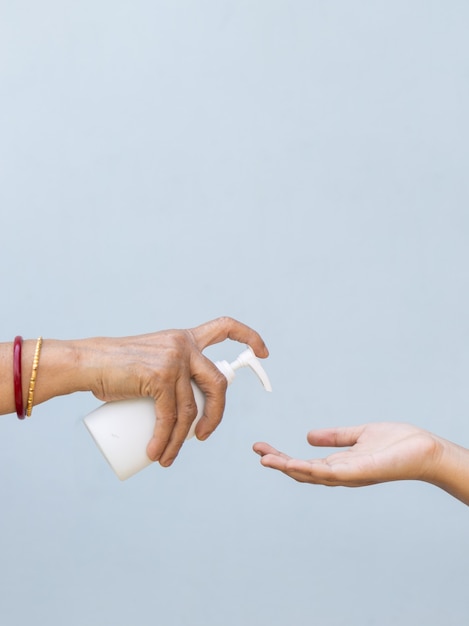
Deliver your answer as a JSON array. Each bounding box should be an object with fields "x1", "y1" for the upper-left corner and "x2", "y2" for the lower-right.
[{"x1": 253, "y1": 423, "x2": 441, "y2": 487}]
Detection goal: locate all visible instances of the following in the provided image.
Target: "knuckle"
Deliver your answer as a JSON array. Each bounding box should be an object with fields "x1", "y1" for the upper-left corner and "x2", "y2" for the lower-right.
[
  {"x1": 212, "y1": 370, "x2": 228, "y2": 392},
  {"x1": 165, "y1": 343, "x2": 185, "y2": 365},
  {"x1": 157, "y1": 369, "x2": 173, "y2": 387},
  {"x1": 157, "y1": 412, "x2": 177, "y2": 426},
  {"x1": 179, "y1": 400, "x2": 198, "y2": 422},
  {"x1": 173, "y1": 331, "x2": 190, "y2": 349},
  {"x1": 216, "y1": 315, "x2": 235, "y2": 329}
]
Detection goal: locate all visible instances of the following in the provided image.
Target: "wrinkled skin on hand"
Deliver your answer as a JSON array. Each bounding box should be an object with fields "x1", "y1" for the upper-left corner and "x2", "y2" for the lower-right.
[{"x1": 88, "y1": 316, "x2": 269, "y2": 466}]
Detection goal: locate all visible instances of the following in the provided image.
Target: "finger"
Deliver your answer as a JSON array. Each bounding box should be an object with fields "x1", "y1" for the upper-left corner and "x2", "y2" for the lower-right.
[
  {"x1": 259, "y1": 454, "x2": 313, "y2": 473},
  {"x1": 147, "y1": 370, "x2": 186, "y2": 461},
  {"x1": 191, "y1": 352, "x2": 227, "y2": 441},
  {"x1": 252, "y1": 442, "x2": 291, "y2": 460},
  {"x1": 190, "y1": 316, "x2": 269, "y2": 358},
  {"x1": 307, "y1": 425, "x2": 366, "y2": 448},
  {"x1": 259, "y1": 455, "x2": 360, "y2": 485},
  {"x1": 158, "y1": 377, "x2": 198, "y2": 467},
  {"x1": 299, "y1": 459, "x2": 377, "y2": 487},
  {"x1": 146, "y1": 387, "x2": 178, "y2": 462}
]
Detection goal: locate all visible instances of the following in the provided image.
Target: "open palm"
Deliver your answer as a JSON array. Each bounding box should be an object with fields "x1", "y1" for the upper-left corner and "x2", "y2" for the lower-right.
[{"x1": 253, "y1": 422, "x2": 440, "y2": 487}]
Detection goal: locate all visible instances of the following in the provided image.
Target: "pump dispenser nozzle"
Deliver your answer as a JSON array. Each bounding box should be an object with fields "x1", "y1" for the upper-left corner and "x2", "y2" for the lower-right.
[
  {"x1": 214, "y1": 346, "x2": 272, "y2": 391},
  {"x1": 185, "y1": 346, "x2": 271, "y2": 440}
]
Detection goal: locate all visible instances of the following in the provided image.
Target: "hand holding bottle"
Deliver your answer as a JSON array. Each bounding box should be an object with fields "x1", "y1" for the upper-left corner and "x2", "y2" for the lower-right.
[
  {"x1": 83, "y1": 316, "x2": 269, "y2": 467},
  {"x1": 85, "y1": 340, "x2": 272, "y2": 480}
]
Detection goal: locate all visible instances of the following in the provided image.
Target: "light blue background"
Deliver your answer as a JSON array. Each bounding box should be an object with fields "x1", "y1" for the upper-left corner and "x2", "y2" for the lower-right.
[{"x1": 1, "y1": 2, "x2": 468, "y2": 625}]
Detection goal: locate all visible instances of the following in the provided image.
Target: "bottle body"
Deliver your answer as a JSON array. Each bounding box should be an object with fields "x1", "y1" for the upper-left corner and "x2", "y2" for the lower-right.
[{"x1": 84, "y1": 382, "x2": 205, "y2": 481}]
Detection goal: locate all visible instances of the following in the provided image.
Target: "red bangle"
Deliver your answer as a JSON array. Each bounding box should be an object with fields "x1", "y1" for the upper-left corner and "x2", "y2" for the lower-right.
[{"x1": 13, "y1": 336, "x2": 25, "y2": 419}]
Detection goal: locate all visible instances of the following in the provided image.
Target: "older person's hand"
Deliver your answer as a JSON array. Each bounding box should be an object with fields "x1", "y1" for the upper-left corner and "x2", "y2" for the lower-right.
[{"x1": 86, "y1": 317, "x2": 268, "y2": 466}]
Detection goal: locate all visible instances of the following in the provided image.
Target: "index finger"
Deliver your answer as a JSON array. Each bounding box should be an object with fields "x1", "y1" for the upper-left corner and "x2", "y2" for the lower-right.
[
  {"x1": 307, "y1": 425, "x2": 366, "y2": 448},
  {"x1": 189, "y1": 317, "x2": 269, "y2": 358}
]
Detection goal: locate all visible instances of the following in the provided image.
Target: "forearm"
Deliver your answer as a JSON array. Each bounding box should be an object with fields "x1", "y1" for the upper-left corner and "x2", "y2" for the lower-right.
[
  {"x1": 0, "y1": 339, "x2": 95, "y2": 415},
  {"x1": 429, "y1": 435, "x2": 469, "y2": 506}
]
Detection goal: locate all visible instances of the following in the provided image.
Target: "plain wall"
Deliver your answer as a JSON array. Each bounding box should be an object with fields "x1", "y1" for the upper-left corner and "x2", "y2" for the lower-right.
[{"x1": 1, "y1": 2, "x2": 468, "y2": 625}]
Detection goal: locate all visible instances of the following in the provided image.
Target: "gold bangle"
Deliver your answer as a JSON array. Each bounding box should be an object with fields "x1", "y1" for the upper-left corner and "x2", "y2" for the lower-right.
[{"x1": 26, "y1": 337, "x2": 43, "y2": 417}]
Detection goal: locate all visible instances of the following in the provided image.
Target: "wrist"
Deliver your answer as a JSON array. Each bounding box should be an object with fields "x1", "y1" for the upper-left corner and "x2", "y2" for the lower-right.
[
  {"x1": 65, "y1": 337, "x2": 108, "y2": 395},
  {"x1": 424, "y1": 434, "x2": 469, "y2": 505},
  {"x1": 30, "y1": 338, "x2": 96, "y2": 404}
]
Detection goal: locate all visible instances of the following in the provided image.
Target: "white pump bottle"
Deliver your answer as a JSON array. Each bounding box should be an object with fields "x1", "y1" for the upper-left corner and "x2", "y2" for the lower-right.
[{"x1": 84, "y1": 346, "x2": 272, "y2": 480}]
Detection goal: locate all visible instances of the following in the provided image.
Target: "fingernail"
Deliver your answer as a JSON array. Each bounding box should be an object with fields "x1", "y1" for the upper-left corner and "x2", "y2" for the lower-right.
[
  {"x1": 160, "y1": 457, "x2": 174, "y2": 467},
  {"x1": 197, "y1": 431, "x2": 210, "y2": 441}
]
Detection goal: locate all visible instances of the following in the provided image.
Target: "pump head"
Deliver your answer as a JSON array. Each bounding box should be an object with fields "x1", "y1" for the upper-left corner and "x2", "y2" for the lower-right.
[{"x1": 215, "y1": 346, "x2": 272, "y2": 391}]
